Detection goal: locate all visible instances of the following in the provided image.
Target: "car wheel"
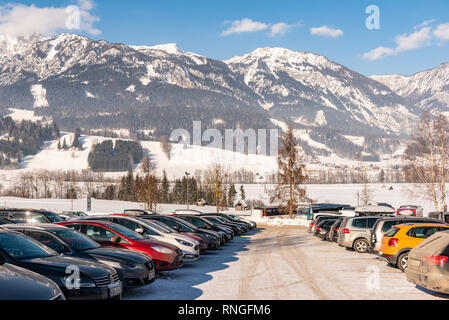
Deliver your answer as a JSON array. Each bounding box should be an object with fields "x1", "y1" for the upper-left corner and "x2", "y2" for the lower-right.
[
  {"x1": 397, "y1": 252, "x2": 409, "y2": 272},
  {"x1": 353, "y1": 239, "x2": 369, "y2": 253}
]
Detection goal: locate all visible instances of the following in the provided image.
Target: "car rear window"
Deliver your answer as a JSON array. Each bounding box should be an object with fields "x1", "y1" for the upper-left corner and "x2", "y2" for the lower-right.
[
  {"x1": 385, "y1": 227, "x2": 400, "y2": 237},
  {"x1": 382, "y1": 220, "x2": 402, "y2": 232}
]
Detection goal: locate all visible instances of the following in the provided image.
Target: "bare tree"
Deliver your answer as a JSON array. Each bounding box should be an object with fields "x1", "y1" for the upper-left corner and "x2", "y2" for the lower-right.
[
  {"x1": 137, "y1": 155, "x2": 159, "y2": 212},
  {"x1": 269, "y1": 127, "x2": 309, "y2": 218},
  {"x1": 204, "y1": 163, "x2": 230, "y2": 213},
  {"x1": 404, "y1": 112, "x2": 449, "y2": 212}
]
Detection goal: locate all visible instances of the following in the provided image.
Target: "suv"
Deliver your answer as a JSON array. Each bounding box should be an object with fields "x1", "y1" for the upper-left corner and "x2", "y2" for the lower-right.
[
  {"x1": 370, "y1": 217, "x2": 446, "y2": 254},
  {"x1": 337, "y1": 216, "x2": 384, "y2": 253}
]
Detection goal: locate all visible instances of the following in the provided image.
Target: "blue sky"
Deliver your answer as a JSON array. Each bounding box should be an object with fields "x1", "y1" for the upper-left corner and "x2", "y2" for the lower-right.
[{"x1": 1, "y1": 0, "x2": 448, "y2": 75}]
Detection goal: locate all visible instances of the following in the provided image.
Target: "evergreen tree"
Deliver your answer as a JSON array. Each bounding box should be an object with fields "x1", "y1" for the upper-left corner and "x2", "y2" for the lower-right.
[
  {"x1": 228, "y1": 183, "x2": 237, "y2": 206},
  {"x1": 160, "y1": 170, "x2": 170, "y2": 203},
  {"x1": 240, "y1": 185, "x2": 246, "y2": 201}
]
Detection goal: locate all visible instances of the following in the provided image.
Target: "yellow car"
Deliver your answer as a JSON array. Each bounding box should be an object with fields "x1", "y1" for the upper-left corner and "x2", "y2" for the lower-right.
[{"x1": 379, "y1": 223, "x2": 449, "y2": 272}]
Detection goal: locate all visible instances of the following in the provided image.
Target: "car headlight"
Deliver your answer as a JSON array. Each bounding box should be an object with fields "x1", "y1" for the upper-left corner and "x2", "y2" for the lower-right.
[
  {"x1": 102, "y1": 261, "x2": 138, "y2": 270},
  {"x1": 176, "y1": 239, "x2": 193, "y2": 247},
  {"x1": 60, "y1": 276, "x2": 96, "y2": 288},
  {"x1": 152, "y1": 246, "x2": 175, "y2": 254}
]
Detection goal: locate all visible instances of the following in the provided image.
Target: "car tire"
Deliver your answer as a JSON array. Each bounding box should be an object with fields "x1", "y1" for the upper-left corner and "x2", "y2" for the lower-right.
[
  {"x1": 353, "y1": 239, "x2": 369, "y2": 254},
  {"x1": 397, "y1": 252, "x2": 409, "y2": 272}
]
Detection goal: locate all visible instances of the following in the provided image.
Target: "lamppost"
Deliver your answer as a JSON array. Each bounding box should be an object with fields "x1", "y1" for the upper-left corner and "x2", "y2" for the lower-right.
[{"x1": 185, "y1": 172, "x2": 191, "y2": 210}]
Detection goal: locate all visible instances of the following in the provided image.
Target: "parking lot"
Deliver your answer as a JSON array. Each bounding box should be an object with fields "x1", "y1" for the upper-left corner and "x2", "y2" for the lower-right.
[{"x1": 125, "y1": 226, "x2": 448, "y2": 300}]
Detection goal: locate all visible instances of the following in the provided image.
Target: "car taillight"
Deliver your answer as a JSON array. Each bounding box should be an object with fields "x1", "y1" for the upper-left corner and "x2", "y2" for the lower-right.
[
  {"x1": 425, "y1": 255, "x2": 449, "y2": 266},
  {"x1": 388, "y1": 238, "x2": 399, "y2": 247},
  {"x1": 316, "y1": 227, "x2": 322, "y2": 231},
  {"x1": 310, "y1": 224, "x2": 314, "y2": 228},
  {"x1": 336, "y1": 228, "x2": 340, "y2": 231},
  {"x1": 343, "y1": 229, "x2": 349, "y2": 234}
]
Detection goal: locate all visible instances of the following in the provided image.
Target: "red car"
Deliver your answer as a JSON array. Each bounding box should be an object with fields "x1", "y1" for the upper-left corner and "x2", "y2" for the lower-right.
[{"x1": 58, "y1": 221, "x2": 183, "y2": 271}]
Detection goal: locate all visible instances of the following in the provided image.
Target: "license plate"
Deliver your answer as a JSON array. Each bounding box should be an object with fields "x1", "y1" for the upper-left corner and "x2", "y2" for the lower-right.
[{"x1": 108, "y1": 282, "x2": 122, "y2": 298}]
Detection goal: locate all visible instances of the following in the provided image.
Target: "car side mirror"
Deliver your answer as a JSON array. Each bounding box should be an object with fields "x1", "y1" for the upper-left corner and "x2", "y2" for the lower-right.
[
  {"x1": 135, "y1": 228, "x2": 145, "y2": 235},
  {"x1": 111, "y1": 236, "x2": 121, "y2": 244},
  {"x1": 173, "y1": 225, "x2": 180, "y2": 232}
]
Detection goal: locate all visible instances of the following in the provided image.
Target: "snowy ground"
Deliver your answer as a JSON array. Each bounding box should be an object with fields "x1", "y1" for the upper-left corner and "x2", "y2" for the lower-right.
[{"x1": 124, "y1": 227, "x2": 447, "y2": 300}]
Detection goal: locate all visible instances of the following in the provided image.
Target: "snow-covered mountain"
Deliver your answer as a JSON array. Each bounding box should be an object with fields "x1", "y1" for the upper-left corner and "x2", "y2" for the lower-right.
[
  {"x1": 371, "y1": 63, "x2": 449, "y2": 114},
  {"x1": 226, "y1": 48, "x2": 415, "y2": 135},
  {"x1": 0, "y1": 33, "x2": 445, "y2": 161}
]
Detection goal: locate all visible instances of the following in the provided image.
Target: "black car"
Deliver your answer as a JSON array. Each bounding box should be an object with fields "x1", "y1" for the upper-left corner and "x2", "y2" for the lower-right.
[
  {"x1": 329, "y1": 219, "x2": 344, "y2": 242},
  {"x1": 202, "y1": 214, "x2": 251, "y2": 232},
  {"x1": 202, "y1": 215, "x2": 246, "y2": 234},
  {"x1": 227, "y1": 214, "x2": 257, "y2": 229},
  {"x1": 5, "y1": 224, "x2": 156, "y2": 289},
  {"x1": 141, "y1": 215, "x2": 222, "y2": 249},
  {"x1": 0, "y1": 260, "x2": 64, "y2": 300},
  {"x1": 0, "y1": 209, "x2": 65, "y2": 224},
  {"x1": 176, "y1": 215, "x2": 234, "y2": 242},
  {"x1": 309, "y1": 215, "x2": 340, "y2": 233},
  {"x1": 0, "y1": 228, "x2": 122, "y2": 300},
  {"x1": 0, "y1": 218, "x2": 19, "y2": 225},
  {"x1": 314, "y1": 219, "x2": 338, "y2": 240}
]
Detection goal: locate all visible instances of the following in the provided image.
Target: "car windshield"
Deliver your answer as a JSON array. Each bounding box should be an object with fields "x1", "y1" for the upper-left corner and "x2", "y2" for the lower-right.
[
  {"x1": 0, "y1": 233, "x2": 57, "y2": 260},
  {"x1": 54, "y1": 229, "x2": 100, "y2": 251},
  {"x1": 147, "y1": 220, "x2": 176, "y2": 233},
  {"x1": 141, "y1": 220, "x2": 170, "y2": 234},
  {"x1": 297, "y1": 207, "x2": 311, "y2": 215},
  {"x1": 108, "y1": 224, "x2": 146, "y2": 240},
  {"x1": 171, "y1": 217, "x2": 198, "y2": 230},
  {"x1": 41, "y1": 211, "x2": 64, "y2": 223}
]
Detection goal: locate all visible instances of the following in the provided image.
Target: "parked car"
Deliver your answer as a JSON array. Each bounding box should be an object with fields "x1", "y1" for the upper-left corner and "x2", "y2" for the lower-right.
[
  {"x1": 201, "y1": 215, "x2": 246, "y2": 234},
  {"x1": 396, "y1": 205, "x2": 424, "y2": 217},
  {"x1": 406, "y1": 230, "x2": 449, "y2": 294},
  {"x1": 308, "y1": 215, "x2": 340, "y2": 234},
  {"x1": 58, "y1": 220, "x2": 183, "y2": 271},
  {"x1": 0, "y1": 209, "x2": 65, "y2": 224},
  {"x1": 370, "y1": 217, "x2": 447, "y2": 254},
  {"x1": 329, "y1": 219, "x2": 344, "y2": 242},
  {"x1": 141, "y1": 215, "x2": 222, "y2": 249},
  {"x1": 314, "y1": 219, "x2": 338, "y2": 240},
  {"x1": 0, "y1": 228, "x2": 122, "y2": 300},
  {"x1": 81, "y1": 215, "x2": 200, "y2": 262},
  {"x1": 176, "y1": 215, "x2": 234, "y2": 242},
  {"x1": 59, "y1": 211, "x2": 88, "y2": 220},
  {"x1": 123, "y1": 209, "x2": 156, "y2": 216},
  {"x1": 337, "y1": 216, "x2": 384, "y2": 253},
  {"x1": 5, "y1": 224, "x2": 156, "y2": 289},
  {"x1": 297, "y1": 203, "x2": 351, "y2": 220},
  {"x1": 213, "y1": 214, "x2": 252, "y2": 231},
  {"x1": 0, "y1": 218, "x2": 18, "y2": 225},
  {"x1": 147, "y1": 219, "x2": 208, "y2": 254},
  {"x1": 226, "y1": 214, "x2": 257, "y2": 229},
  {"x1": 378, "y1": 223, "x2": 449, "y2": 272},
  {"x1": 429, "y1": 212, "x2": 449, "y2": 224},
  {"x1": 0, "y1": 260, "x2": 64, "y2": 300}
]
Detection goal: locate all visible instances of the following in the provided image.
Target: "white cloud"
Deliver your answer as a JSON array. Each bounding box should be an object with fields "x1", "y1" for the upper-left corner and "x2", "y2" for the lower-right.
[
  {"x1": 363, "y1": 23, "x2": 443, "y2": 61},
  {"x1": 310, "y1": 25, "x2": 343, "y2": 38},
  {"x1": 434, "y1": 23, "x2": 449, "y2": 44},
  {"x1": 0, "y1": 0, "x2": 100, "y2": 38},
  {"x1": 221, "y1": 18, "x2": 301, "y2": 37},
  {"x1": 221, "y1": 19, "x2": 268, "y2": 36},
  {"x1": 268, "y1": 21, "x2": 302, "y2": 37}
]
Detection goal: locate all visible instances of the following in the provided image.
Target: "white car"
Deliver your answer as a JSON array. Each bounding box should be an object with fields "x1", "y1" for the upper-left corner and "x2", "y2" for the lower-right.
[{"x1": 83, "y1": 215, "x2": 200, "y2": 261}]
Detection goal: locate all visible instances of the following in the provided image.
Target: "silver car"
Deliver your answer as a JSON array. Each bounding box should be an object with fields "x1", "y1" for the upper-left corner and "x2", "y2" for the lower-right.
[
  {"x1": 370, "y1": 217, "x2": 447, "y2": 254},
  {"x1": 337, "y1": 216, "x2": 384, "y2": 253}
]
